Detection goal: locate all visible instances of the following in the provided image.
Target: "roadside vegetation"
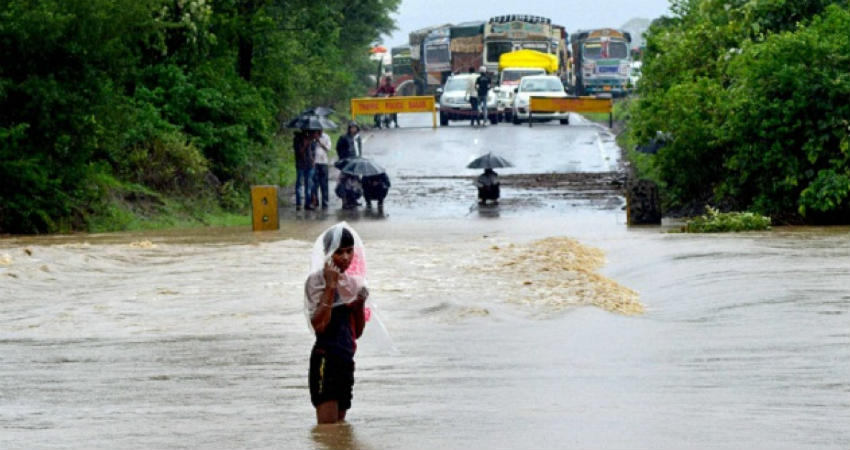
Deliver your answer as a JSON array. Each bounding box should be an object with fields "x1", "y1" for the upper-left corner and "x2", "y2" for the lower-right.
[
  {"x1": 680, "y1": 206, "x2": 771, "y2": 233},
  {"x1": 624, "y1": 0, "x2": 849, "y2": 224},
  {"x1": 0, "y1": 0, "x2": 398, "y2": 234}
]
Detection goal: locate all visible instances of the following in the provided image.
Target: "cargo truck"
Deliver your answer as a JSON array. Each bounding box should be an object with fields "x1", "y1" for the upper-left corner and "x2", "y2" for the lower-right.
[
  {"x1": 449, "y1": 21, "x2": 485, "y2": 74},
  {"x1": 570, "y1": 28, "x2": 632, "y2": 96}
]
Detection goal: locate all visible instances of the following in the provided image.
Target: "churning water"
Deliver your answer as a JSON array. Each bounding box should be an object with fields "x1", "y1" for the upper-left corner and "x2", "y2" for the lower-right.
[{"x1": 1, "y1": 215, "x2": 848, "y2": 450}]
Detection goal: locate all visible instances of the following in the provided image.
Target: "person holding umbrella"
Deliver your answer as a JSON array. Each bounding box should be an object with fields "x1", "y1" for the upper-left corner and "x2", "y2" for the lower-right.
[
  {"x1": 335, "y1": 172, "x2": 363, "y2": 210},
  {"x1": 336, "y1": 157, "x2": 386, "y2": 210},
  {"x1": 467, "y1": 152, "x2": 513, "y2": 205},
  {"x1": 287, "y1": 109, "x2": 338, "y2": 210},
  {"x1": 293, "y1": 130, "x2": 316, "y2": 210},
  {"x1": 476, "y1": 168, "x2": 500, "y2": 205}
]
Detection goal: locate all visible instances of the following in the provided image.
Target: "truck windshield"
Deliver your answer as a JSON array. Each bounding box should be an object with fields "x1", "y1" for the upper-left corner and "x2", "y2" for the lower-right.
[
  {"x1": 501, "y1": 70, "x2": 544, "y2": 83},
  {"x1": 583, "y1": 42, "x2": 603, "y2": 59},
  {"x1": 608, "y1": 42, "x2": 628, "y2": 59},
  {"x1": 426, "y1": 44, "x2": 449, "y2": 64},
  {"x1": 520, "y1": 78, "x2": 563, "y2": 92},
  {"x1": 486, "y1": 42, "x2": 513, "y2": 63}
]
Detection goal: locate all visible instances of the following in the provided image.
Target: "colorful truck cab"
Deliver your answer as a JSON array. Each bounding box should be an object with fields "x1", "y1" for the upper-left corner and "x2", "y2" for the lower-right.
[{"x1": 570, "y1": 28, "x2": 632, "y2": 96}]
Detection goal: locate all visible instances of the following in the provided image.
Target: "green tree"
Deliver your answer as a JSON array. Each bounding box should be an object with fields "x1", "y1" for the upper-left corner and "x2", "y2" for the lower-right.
[{"x1": 628, "y1": 0, "x2": 849, "y2": 222}]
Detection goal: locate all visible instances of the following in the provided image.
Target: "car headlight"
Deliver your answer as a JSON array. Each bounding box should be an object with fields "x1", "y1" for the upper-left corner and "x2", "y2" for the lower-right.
[{"x1": 517, "y1": 97, "x2": 528, "y2": 107}]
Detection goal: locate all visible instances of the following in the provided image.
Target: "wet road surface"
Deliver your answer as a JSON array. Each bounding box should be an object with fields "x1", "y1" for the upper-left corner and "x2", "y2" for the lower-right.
[
  {"x1": 282, "y1": 112, "x2": 624, "y2": 220},
  {"x1": 2, "y1": 113, "x2": 849, "y2": 450}
]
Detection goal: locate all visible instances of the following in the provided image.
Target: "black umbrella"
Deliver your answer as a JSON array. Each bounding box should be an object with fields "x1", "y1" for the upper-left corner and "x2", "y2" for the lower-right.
[
  {"x1": 340, "y1": 157, "x2": 385, "y2": 177},
  {"x1": 286, "y1": 114, "x2": 338, "y2": 130},
  {"x1": 466, "y1": 152, "x2": 513, "y2": 169},
  {"x1": 299, "y1": 106, "x2": 335, "y2": 116}
]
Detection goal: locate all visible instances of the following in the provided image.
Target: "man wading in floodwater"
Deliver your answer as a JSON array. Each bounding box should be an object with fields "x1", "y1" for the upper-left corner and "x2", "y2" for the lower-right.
[{"x1": 304, "y1": 224, "x2": 369, "y2": 424}]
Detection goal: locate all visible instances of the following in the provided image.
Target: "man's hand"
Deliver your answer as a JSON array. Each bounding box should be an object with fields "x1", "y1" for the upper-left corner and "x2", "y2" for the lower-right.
[{"x1": 323, "y1": 261, "x2": 341, "y2": 289}]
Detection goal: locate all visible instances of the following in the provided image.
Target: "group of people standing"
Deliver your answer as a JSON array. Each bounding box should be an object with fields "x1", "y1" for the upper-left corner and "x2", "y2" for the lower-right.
[{"x1": 293, "y1": 122, "x2": 390, "y2": 211}]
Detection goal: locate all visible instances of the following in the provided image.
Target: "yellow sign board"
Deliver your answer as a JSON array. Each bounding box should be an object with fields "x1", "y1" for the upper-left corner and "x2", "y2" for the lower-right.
[
  {"x1": 529, "y1": 96, "x2": 612, "y2": 114},
  {"x1": 350, "y1": 96, "x2": 435, "y2": 115},
  {"x1": 350, "y1": 96, "x2": 437, "y2": 128}
]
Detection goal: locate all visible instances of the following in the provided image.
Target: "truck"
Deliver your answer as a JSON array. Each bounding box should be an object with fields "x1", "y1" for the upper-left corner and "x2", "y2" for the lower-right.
[
  {"x1": 390, "y1": 45, "x2": 418, "y2": 96},
  {"x1": 551, "y1": 24, "x2": 571, "y2": 83},
  {"x1": 409, "y1": 23, "x2": 453, "y2": 95},
  {"x1": 449, "y1": 21, "x2": 485, "y2": 75},
  {"x1": 423, "y1": 26, "x2": 453, "y2": 88},
  {"x1": 483, "y1": 15, "x2": 555, "y2": 74},
  {"x1": 570, "y1": 28, "x2": 632, "y2": 96}
]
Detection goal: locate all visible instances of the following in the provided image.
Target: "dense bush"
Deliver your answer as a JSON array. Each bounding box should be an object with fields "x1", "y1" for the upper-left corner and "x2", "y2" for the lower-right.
[
  {"x1": 0, "y1": 0, "x2": 399, "y2": 233},
  {"x1": 683, "y1": 206, "x2": 771, "y2": 233},
  {"x1": 628, "y1": 0, "x2": 850, "y2": 223}
]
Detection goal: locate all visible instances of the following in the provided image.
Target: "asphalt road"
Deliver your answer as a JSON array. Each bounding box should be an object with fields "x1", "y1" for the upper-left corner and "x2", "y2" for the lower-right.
[{"x1": 285, "y1": 112, "x2": 626, "y2": 220}]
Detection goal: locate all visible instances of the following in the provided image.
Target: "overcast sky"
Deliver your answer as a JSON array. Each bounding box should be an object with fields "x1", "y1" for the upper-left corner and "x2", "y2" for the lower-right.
[{"x1": 382, "y1": 0, "x2": 672, "y2": 47}]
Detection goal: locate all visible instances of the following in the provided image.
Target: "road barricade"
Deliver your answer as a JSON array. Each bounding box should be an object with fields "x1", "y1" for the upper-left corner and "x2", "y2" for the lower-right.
[
  {"x1": 350, "y1": 96, "x2": 437, "y2": 128},
  {"x1": 529, "y1": 96, "x2": 613, "y2": 127}
]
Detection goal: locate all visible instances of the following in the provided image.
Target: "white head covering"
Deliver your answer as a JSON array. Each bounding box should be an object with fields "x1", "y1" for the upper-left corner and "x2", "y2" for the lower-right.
[
  {"x1": 302, "y1": 222, "x2": 397, "y2": 353},
  {"x1": 310, "y1": 221, "x2": 366, "y2": 303},
  {"x1": 304, "y1": 222, "x2": 367, "y2": 331}
]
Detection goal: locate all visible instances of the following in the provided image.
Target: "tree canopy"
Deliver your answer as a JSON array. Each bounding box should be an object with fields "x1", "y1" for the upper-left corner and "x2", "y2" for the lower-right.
[
  {"x1": 628, "y1": 0, "x2": 849, "y2": 222},
  {"x1": 0, "y1": 0, "x2": 399, "y2": 233}
]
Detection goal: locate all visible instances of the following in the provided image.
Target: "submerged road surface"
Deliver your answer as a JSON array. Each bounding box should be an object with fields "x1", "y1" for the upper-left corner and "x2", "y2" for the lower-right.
[{"x1": 2, "y1": 113, "x2": 849, "y2": 450}]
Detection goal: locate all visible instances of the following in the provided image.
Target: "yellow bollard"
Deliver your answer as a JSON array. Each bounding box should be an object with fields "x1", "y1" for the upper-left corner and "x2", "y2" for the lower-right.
[{"x1": 250, "y1": 185, "x2": 279, "y2": 231}]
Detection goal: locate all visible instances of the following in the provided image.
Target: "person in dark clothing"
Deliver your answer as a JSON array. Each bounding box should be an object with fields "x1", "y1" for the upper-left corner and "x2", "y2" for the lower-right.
[
  {"x1": 335, "y1": 122, "x2": 362, "y2": 163},
  {"x1": 475, "y1": 66, "x2": 492, "y2": 126},
  {"x1": 374, "y1": 77, "x2": 398, "y2": 128},
  {"x1": 362, "y1": 173, "x2": 391, "y2": 209},
  {"x1": 476, "y1": 168, "x2": 500, "y2": 204},
  {"x1": 335, "y1": 173, "x2": 363, "y2": 209},
  {"x1": 293, "y1": 131, "x2": 316, "y2": 210},
  {"x1": 304, "y1": 226, "x2": 369, "y2": 424}
]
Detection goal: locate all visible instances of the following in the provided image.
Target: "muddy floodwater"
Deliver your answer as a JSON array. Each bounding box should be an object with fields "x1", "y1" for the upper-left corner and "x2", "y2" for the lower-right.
[
  {"x1": 2, "y1": 114, "x2": 849, "y2": 449},
  {"x1": 1, "y1": 215, "x2": 848, "y2": 450}
]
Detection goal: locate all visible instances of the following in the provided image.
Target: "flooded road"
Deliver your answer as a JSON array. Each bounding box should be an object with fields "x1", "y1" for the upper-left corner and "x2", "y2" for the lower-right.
[{"x1": 2, "y1": 115, "x2": 849, "y2": 449}]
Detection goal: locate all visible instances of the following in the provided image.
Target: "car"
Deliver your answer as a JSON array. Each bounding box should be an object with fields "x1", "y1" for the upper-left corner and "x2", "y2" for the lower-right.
[
  {"x1": 437, "y1": 73, "x2": 501, "y2": 126},
  {"x1": 493, "y1": 67, "x2": 547, "y2": 122},
  {"x1": 511, "y1": 75, "x2": 570, "y2": 124}
]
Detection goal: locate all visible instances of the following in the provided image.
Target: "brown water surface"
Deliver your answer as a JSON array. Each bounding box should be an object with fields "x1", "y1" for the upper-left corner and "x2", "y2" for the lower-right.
[{"x1": 1, "y1": 216, "x2": 848, "y2": 449}]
